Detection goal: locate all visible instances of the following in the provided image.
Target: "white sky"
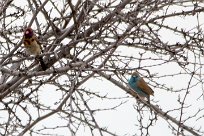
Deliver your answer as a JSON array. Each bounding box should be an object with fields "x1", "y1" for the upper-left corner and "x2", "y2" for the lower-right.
[{"x1": 1, "y1": 0, "x2": 204, "y2": 136}]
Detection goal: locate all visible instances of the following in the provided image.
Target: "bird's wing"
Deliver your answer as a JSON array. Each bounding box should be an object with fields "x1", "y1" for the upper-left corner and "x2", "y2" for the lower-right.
[
  {"x1": 137, "y1": 77, "x2": 154, "y2": 95},
  {"x1": 33, "y1": 35, "x2": 42, "y2": 46},
  {"x1": 33, "y1": 35, "x2": 44, "y2": 52},
  {"x1": 33, "y1": 35, "x2": 40, "y2": 44}
]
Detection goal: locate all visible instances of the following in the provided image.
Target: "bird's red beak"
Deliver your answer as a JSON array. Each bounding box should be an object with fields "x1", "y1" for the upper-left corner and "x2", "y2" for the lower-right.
[{"x1": 25, "y1": 30, "x2": 29, "y2": 34}]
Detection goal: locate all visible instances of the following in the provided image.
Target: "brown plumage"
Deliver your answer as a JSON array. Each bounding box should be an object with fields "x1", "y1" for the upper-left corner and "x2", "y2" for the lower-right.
[
  {"x1": 132, "y1": 71, "x2": 154, "y2": 96},
  {"x1": 23, "y1": 28, "x2": 47, "y2": 70},
  {"x1": 128, "y1": 71, "x2": 154, "y2": 103}
]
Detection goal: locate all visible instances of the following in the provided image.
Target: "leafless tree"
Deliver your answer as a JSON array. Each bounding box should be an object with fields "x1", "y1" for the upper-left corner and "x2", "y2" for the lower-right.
[{"x1": 0, "y1": 0, "x2": 204, "y2": 135}]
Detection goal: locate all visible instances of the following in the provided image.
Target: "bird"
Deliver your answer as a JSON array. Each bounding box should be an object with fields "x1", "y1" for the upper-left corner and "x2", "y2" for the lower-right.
[
  {"x1": 128, "y1": 71, "x2": 154, "y2": 102},
  {"x1": 23, "y1": 27, "x2": 47, "y2": 70}
]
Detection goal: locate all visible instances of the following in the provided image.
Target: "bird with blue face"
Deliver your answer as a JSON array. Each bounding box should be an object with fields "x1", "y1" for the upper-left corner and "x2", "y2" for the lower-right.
[{"x1": 128, "y1": 71, "x2": 154, "y2": 102}]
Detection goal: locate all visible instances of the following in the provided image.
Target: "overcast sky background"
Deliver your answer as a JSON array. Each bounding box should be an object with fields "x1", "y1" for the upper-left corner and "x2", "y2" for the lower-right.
[
  {"x1": 2, "y1": 0, "x2": 204, "y2": 135},
  {"x1": 38, "y1": 8, "x2": 204, "y2": 135}
]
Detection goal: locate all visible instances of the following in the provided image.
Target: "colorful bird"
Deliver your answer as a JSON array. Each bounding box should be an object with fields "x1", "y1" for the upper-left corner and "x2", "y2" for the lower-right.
[
  {"x1": 128, "y1": 71, "x2": 154, "y2": 102},
  {"x1": 23, "y1": 27, "x2": 47, "y2": 70}
]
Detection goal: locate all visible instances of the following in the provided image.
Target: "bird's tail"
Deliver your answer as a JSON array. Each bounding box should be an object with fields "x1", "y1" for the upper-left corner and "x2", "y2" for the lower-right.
[
  {"x1": 147, "y1": 96, "x2": 150, "y2": 104},
  {"x1": 38, "y1": 56, "x2": 47, "y2": 71},
  {"x1": 147, "y1": 96, "x2": 154, "y2": 114}
]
